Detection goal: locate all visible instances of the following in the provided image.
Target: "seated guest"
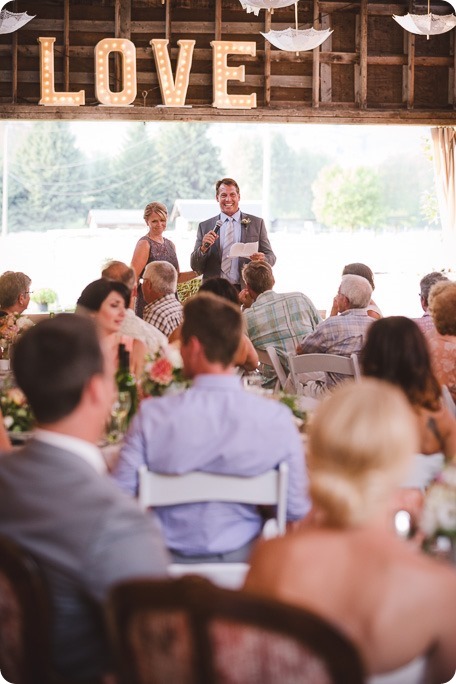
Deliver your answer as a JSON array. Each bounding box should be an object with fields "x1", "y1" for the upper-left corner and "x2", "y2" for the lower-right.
[
  {"x1": 361, "y1": 316, "x2": 456, "y2": 462},
  {"x1": 76, "y1": 277, "x2": 146, "y2": 378},
  {"x1": 102, "y1": 260, "x2": 168, "y2": 355},
  {"x1": 0, "y1": 270, "x2": 32, "y2": 318},
  {"x1": 340, "y1": 262, "x2": 382, "y2": 319},
  {"x1": 113, "y1": 292, "x2": 309, "y2": 563},
  {"x1": 199, "y1": 276, "x2": 258, "y2": 371},
  {"x1": 412, "y1": 271, "x2": 449, "y2": 335},
  {"x1": 296, "y1": 274, "x2": 373, "y2": 390},
  {"x1": 0, "y1": 315, "x2": 168, "y2": 683},
  {"x1": 142, "y1": 261, "x2": 183, "y2": 342},
  {"x1": 426, "y1": 280, "x2": 456, "y2": 403},
  {"x1": 245, "y1": 380, "x2": 456, "y2": 684},
  {"x1": 241, "y1": 261, "x2": 321, "y2": 369}
]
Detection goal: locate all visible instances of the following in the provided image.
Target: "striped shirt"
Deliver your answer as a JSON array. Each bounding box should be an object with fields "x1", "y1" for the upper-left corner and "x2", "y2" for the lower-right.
[{"x1": 143, "y1": 294, "x2": 183, "y2": 338}]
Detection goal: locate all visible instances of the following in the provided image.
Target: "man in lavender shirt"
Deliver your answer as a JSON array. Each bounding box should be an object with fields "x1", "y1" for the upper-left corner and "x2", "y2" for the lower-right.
[
  {"x1": 113, "y1": 292, "x2": 310, "y2": 563},
  {"x1": 412, "y1": 271, "x2": 449, "y2": 335}
]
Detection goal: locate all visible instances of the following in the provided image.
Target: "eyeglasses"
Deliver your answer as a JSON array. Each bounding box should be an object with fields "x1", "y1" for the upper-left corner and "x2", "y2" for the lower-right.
[{"x1": 24, "y1": 290, "x2": 33, "y2": 295}]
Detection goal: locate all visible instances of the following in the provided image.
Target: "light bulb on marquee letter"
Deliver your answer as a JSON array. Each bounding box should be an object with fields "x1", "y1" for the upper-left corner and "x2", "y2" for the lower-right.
[
  {"x1": 95, "y1": 38, "x2": 137, "y2": 106},
  {"x1": 211, "y1": 41, "x2": 257, "y2": 110},
  {"x1": 151, "y1": 39, "x2": 195, "y2": 107},
  {"x1": 38, "y1": 37, "x2": 85, "y2": 106}
]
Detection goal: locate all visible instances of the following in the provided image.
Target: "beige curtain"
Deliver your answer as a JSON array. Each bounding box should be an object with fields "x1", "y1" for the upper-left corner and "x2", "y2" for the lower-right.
[{"x1": 431, "y1": 127, "x2": 456, "y2": 261}]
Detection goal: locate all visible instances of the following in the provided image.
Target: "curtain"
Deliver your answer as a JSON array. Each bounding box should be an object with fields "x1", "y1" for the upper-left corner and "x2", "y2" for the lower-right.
[{"x1": 431, "y1": 127, "x2": 456, "y2": 261}]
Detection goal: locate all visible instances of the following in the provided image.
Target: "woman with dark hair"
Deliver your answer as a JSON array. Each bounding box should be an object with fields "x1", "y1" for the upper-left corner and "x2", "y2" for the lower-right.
[
  {"x1": 199, "y1": 277, "x2": 259, "y2": 372},
  {"x1": 76, "y1": 278, "x2": 146, "y2": 377},
  {"x1": 361, "y1": 316, "x2": 456, "y2": 460}
]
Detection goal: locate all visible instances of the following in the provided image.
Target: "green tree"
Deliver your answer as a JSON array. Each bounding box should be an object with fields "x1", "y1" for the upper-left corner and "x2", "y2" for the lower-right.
[
  {"x1": 312, "y1": 165, "x2": 385, "y2": 230},
  {"x1": 152, "y1": 123, "x2": 223, "y2": 209},
  {"x1": 108, "y1": 123, "x2": 158, "y2": 209},
  {"x1": 378, "y1": 153, "x2": 434, "y2": 227},
  {"x1": 11, "y1": 122, "x2": 86, "y2": 230}
]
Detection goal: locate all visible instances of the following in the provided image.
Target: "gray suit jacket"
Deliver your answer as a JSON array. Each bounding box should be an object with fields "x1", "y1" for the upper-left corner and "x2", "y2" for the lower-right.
[
  {"x1": 190, "y1": 212, "x2": 276, "y2": 285},
  {"x1": 0, "y1": 439, "x2": 169, "y2": 682}
]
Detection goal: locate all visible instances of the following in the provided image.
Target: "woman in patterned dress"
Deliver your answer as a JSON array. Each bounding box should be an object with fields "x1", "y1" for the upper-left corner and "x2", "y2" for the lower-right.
[{"x1": 131, "y1": 202, "x2": 196, "y2": 318}]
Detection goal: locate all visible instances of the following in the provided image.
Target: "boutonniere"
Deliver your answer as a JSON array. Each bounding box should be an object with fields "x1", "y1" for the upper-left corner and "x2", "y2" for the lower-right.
[{"x1": 241, "y1": 217, "x2": 251, "y2": 226}]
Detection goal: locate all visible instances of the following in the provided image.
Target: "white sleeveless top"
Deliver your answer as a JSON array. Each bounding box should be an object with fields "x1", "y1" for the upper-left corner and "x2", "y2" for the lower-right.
[{"x1": 368, "y1": 656, "x2": 427, "y2": 684}]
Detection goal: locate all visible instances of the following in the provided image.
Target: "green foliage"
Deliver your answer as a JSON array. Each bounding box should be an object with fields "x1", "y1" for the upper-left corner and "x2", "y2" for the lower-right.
[
  {"x1": 31, "y1": 288, "x2": 57, "y2": 305},
  {"x1": 10, "y1": 122, "x2": 85, "y2": 230},
  {"x1": 152, "y1": 123, "x2": 224, "y2": 209},
  {"x1": 378, "y1": 153, "x2": 434, "y2": 227},
  {"x1": 312, "y1": 165, "x2": 385, "y2": 230}
]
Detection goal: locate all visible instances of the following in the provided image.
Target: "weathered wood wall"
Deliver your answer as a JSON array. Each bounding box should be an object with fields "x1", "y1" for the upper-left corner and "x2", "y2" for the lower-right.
[{"x1": 0, "y1": 0, "x2": 456, "y2": 123}]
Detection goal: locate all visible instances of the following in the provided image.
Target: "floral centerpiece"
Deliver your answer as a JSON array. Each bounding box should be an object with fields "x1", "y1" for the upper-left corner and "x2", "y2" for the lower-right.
[
  {"x1": 421, "y1": 465, "x2": 456, "y2": 562},
  {"x1": 141, "y1": 346, "x2": 188, "y2": 398},
  {"x1": 0, "y1": 313, "x2": 34, "y2": 360},
  {"x1": 0, "y1": 386, "x2": 35, "y2": 433}
]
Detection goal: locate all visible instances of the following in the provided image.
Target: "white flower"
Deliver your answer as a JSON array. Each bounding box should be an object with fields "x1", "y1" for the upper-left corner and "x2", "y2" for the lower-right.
[
  {"x1": 16, "y1": 316, "x2": 34, "y2": 331},
  {"x1": 3, "y1": 415, "x2": 13, "y2": 429},
  {"x1": 165, "y1": 345, "x2": 183, "y2": 369}
]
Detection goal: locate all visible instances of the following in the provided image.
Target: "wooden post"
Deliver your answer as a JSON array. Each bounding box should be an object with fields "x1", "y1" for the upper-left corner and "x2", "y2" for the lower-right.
[
  {"x1": 215, "y1": 0, "x2": 222, "y2": 42},
  {"x1": 11, "y1": 0, "x2": 18, "y2": 103},
  {"x1": 64, "y1": 0, "x2": 70, "y2": 92},
  {"x1": 165, "y1": 0, "x2": 171, "y2": 42},
  {"x1": 264, "y1": 10, "x2": 271, "y2": 106},
  {"x1": 115, "y1": 0, "x2": 131, "y2": 94},
  {"x1": 359, "y1": 0, "x2": 368, "y2": 109},
  {"x1": 452, "y1": 31, "x2": 456, "y2": 108},
  {"x1": 312, "y1": 0, "x2": 320, "y2": 108}
]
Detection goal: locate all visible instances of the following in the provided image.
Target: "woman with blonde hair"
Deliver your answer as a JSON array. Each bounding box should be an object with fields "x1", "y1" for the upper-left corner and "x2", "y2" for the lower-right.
[
  {"x1": 245, "y1": 379, "x2": 456, "y2": 683},
  {"x1": 131, "y1": 201, "x2": 196, "y2": 318}
]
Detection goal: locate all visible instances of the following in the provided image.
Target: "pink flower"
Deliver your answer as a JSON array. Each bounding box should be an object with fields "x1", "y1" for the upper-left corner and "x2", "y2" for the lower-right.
[
  {"x1": 149, "y1": 357, "x2": 173, "y2": 386},
  {"x1": 7, "y1": 388, "x2": 26, "y2": 406}
]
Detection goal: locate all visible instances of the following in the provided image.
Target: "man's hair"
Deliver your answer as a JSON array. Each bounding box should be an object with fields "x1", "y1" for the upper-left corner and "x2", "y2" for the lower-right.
[
  {"x1": 215, "y1": 178, "x2": 240, "y2": 195},
  {"x1": 12, "y1": 314, "x2": 104, "y2": 424},
  {"x1": 77, "y1": 278, "x2": 130, "y2": 311},
  {"x1": 339, "y1": 274, "x2": 372, "y2": 309},
  {"x1": 102, "y1": 260, "x2": 135, "y2": 290},
  {"x1": 143, "y1": 201, "x2": 168, "y2": 223},
  {"x1": 0, "y1": 271, "x2": 31, "y2": 308},
  {"x1": 143, "y1": 261, "x2": 177, "y2": 295},
  {"x1": 242, "y1": 261, "x2": 274, "y2": 295},
  {"x1": 182, "y1": 292, "x2": 242, "y2": 367},
  {"x1": 199, "y1": 277, "x2": 240, "y2": 305},
  {"x1": 420, "y1": 271, "x2": 449, "y2": 305},
  {"x1": 428, "y1": 280, "x2": 456, "y2": 336},
  {"x1": 342, "y1": 262, "x2": 375, "y2": 291},
  {"x1": 361, "y1": 316, "x2": 441, "y2": 410}
]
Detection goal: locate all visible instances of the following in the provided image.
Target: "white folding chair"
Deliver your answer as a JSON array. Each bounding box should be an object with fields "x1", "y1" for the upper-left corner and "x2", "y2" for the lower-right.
[
  {"x1": 287, "y1": 352, "x2": 360, "y2": 394},
  {"x1": 138, "y1": 462, "x2": 289, "y2": 588},
  {"x1": 256, "y1": 347, "x2": 288, "y2": 391},
  {"x1": 442, "y1": 385, "x2": 456, "y2": 418}
]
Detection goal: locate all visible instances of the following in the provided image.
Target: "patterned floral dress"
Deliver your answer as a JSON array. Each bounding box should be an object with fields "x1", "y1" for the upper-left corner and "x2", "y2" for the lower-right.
[{"x1": 134, "y1": 236, "x2": 179, "y2": 319}]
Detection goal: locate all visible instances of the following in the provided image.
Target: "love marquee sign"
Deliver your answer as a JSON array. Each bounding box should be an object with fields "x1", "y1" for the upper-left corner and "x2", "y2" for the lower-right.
[{"x1": 38, "y1": 37, "x2": 257, "y2": 110}]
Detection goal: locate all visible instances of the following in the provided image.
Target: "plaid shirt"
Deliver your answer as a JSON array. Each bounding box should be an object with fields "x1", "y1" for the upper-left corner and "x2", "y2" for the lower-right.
[
  {"x1": 244, "y1": 290, "x2": 321, "y2": 368},
  {"x1": 143, "y1": 294, "x2": 183, "y2": 338},
  {"x1": 299, "y1": 308, "x2": 373, "y2": 387}
]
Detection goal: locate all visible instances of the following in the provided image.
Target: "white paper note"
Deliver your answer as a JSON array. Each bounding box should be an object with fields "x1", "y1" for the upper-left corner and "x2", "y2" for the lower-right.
[{"x1": 229, "y1": 241, "x2": 259, "y2": 258}]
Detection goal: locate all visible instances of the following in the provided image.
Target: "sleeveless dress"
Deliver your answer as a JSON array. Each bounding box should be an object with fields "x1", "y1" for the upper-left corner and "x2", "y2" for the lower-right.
[{"x1": 135, "y1": 235, "x2": 179, "y2": 319}]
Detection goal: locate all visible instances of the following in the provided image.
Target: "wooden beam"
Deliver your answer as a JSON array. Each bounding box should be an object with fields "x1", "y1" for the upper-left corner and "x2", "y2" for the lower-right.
[
  {"x1": 312, "y1": 0, "x2": 320, "y2": 108},
  {"x1": 359, "y1": 0, "x2": 368, "y2": 109},
  {"x1": 320, "y1": 13, "x2": 332, "y2": 102},
  {"x1": 2, "y1": 103, "x2": 456, "y2": 126},
  {"x1": 264, "y1": 10, "x2": 271, "y2": 106},
  {"x1": 453, "y1": 30, "x2": 456, "y2": 108}
]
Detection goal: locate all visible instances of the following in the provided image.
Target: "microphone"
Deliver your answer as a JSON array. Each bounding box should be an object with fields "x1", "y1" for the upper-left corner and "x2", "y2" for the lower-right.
[{"x1": 203, "y1": 219, "x2": 223, "y2": 248}]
